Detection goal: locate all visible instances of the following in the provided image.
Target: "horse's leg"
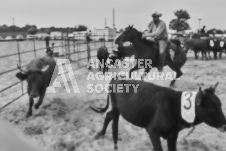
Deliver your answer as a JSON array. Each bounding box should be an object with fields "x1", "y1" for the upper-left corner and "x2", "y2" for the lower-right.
[
  {"x1": 168, "y1": 65, "x2": 183, "y2": 87},
  {"x1": 141, "y1": 68, "x2": 151, "y2": 80},
  {"x1": 129, "y1": 64, "x2": 139, "y2": 78}
]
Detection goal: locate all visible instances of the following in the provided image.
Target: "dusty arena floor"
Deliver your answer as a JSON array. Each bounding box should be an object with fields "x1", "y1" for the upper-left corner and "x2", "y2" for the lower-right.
[{"x1": 1, "y1": 52, "x2": 226, "y2": 151}]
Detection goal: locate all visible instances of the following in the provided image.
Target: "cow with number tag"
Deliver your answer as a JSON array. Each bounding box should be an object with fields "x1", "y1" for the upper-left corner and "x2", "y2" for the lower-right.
[
  {"x1": 207, "y1": 37, "x2": 223, "y2": 59},
  {"x1": 218, "y1": 39, "x2": 226, "y2": 59},
  {"x1": 91, "y1": 77, "x2": 226, "y2": 151}
]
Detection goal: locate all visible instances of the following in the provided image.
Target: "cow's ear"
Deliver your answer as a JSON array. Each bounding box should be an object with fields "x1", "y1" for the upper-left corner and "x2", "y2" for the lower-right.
[
  {"x1": 197, "y1": 87, "x2": 205, "y2": 106},
  {"x1": 211, "y1": 82, "x2": 219, "y2": 93},
  {"x1": 16, "y1": 72, "x2": 28, "y2": 80}
]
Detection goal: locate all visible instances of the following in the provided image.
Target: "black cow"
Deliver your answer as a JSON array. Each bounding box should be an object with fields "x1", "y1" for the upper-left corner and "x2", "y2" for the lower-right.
[
  {"x1": 97, "y1": 46, "x2": 109, "y2": 74},
  {"x1": 183, "y1": 38, "x2": 211, "y2": 60},
  {"x1": 91, "y1": 77, "x2": 226, "y2": 151},
  {"x1": 16, "y1": 55, "x2": 58, "y2": 117}
]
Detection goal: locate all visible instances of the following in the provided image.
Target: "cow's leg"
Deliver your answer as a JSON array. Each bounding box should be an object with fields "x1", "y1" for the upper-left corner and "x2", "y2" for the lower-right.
[
  {"x1": 194, "y1": 50, "x2": 198, "y2": 59},
  {"x1": 213, "y1": 51, "x2": 218, "y2": 59},
  {"x1": 146, "y1": 128, "x2": 163, "y2": 151},
  {"x1": 141, "y1": 68, "x2": 151, "y2": 80},
  {"x1": 129, "y1": 64, "x2": 139, "y2": 78},
  {"x1": 219, "y1": 51, "x2": 222, "y2": 59},
  {"x1": 98, "y1": 60, "x2": 101, "y2": 72},
  {"x1": 103, "y1": 59, "x2": 108, "y2": 74},
  {"x1": 112, "y1": 109, "x2": 120, "y2": 150},
  {"x1": 34, "y1": 93, "x2": 45, "y2": 109},
  {"x1": 95, "y1": 111, "x2": 113, "y2": 139},
  {"x1": 27, "y1": 97, "x2": 34, "y2": 118},
  {"x1": 167, "y1": 130, "x2": 179, "y2": 151},
  {"x1": 207, "y1": 50, "x2": 211, "y2": 59}
]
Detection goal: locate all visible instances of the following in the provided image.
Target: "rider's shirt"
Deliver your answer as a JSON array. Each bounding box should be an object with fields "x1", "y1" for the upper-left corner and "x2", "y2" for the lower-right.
[{"x1": 148, "y1": 20, "x2": 168, "y2": 40}]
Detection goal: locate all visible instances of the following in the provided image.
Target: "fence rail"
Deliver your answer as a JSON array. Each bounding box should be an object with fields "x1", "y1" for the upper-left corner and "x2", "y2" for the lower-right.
[{"x1": 0, "y1": 36, "x2": 116, "y2": 110}]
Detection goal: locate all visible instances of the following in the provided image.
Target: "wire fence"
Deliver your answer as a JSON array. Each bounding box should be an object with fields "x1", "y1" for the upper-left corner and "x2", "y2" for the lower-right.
[{"x1": 0, "y1": 35, "x2": 117, "y2": 110}]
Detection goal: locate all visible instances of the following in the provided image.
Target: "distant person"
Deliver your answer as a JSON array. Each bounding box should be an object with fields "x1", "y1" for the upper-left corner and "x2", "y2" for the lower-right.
[
  {"x1": 86, "y1": 30, "x2": 92, "y2": 43},
  {"x1": 200, "y1": 26, "x2": 206, "y2": 34},
  {"x1": 45, "y1": 31, "x2": 51, "y2": 49},
  {"x1": 142, "y1": 11, "x2": 168, "y2": 73}
]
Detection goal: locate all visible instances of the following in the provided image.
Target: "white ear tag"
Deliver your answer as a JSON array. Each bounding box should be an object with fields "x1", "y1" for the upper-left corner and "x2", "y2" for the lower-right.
[
  {"x1": 210, "y1": 40, "x2": 214, "y2": 47},
  {"x1": 220, "y1": 41, "x2": 224, "y2": 47},
  {"x1": 181, "y1": 92, "x2": 198, "y2": 123}
]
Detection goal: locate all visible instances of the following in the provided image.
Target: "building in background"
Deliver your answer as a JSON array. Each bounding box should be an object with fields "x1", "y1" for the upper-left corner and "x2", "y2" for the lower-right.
[{"x1": 91, "y1": 27, "x2": 117, "y2": 41}]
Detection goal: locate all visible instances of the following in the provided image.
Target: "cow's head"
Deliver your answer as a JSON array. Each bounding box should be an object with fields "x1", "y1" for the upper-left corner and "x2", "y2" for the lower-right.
[
  {"x1": 196, "y1": 82, "x2": 226, "y2": 132},
  {"x1": 16, "y1": 65, "x2": 49, "y2": 98}
]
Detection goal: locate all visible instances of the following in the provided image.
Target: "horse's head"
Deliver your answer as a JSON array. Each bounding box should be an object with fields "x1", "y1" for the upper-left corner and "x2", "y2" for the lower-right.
[{"x1": 115, "y1": 25, "x2": 140, "y2": 45}]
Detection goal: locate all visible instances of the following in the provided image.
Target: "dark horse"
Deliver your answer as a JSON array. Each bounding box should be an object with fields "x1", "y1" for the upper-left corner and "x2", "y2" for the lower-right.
[{"x1": 115, "y1": 25, "x2": 187, "y2": 86}]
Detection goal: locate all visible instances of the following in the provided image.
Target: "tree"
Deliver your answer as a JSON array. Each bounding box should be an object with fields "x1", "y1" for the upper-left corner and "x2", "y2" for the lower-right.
[
  {"x1": 169, "y1": 9, "x2": 191, "y2": 32},
  {"x1": 27, "y1": 26, "x2": 38, "y2": 35},
  {"x1": 76, "y1": 25, "x2": 87, "y2": 31},
  {"x1": 207, "y1": 28, "x2": 223, "y2": 34}
]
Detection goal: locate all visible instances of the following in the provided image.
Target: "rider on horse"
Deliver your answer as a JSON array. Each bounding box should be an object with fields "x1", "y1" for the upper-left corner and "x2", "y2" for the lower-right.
[{"x1": 142, "y1": 11, "x2": 168, "y2": 73}]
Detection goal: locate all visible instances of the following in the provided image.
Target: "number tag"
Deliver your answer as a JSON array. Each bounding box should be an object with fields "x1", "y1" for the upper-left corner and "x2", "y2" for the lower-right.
[
  {"x1": 220, "y1": 41, "x2": 225, "y2": 47},
  {"x1": 181, "y1": 92, "x2": 198, "y2": 123},
  {"x1": 210, "y1": 40, "x2": 214, "y2": 47}
]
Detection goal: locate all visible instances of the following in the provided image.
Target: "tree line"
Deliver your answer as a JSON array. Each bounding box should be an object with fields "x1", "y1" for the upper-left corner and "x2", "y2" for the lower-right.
[{"x1": 0, "y1": 24, "x2": 88, "y2": 34}]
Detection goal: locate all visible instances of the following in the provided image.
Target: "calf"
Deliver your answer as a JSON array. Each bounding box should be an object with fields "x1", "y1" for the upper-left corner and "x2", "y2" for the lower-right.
[
  {"x1": 16, "y1": 55, "x2": 58, "y2": 117},
  {"x1": 97, "y1": 46, "x2": 109, "y2": 74},
  {"x1": 91, "y1": 77, "x2": 226, "y2": 151}
]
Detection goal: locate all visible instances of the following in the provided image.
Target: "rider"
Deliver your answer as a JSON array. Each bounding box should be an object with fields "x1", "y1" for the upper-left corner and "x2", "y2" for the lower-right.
[{"x1": 142, "y1": 11, "x2": 168, "y2": 73}]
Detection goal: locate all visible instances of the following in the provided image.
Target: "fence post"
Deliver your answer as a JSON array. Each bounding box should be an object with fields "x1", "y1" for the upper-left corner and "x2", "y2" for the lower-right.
[
  {"x1": 86, "y1": 35, "x2": 91, "y2": 70},
  {"x1": 62, "y1": 41, "x2": 64, "y2": 58},
  {"x1": 16, "y1": 40, "x2": 24, "y2": 94},
  {"x1": 76, "y1": 41, "x2": 80, "y2": 67},
  {"x1": 73, "y1": 39, "x2": 75, "y2": 53},
  {"x1": 33, "y1": 40, "x2": 36, "y2": 57}
]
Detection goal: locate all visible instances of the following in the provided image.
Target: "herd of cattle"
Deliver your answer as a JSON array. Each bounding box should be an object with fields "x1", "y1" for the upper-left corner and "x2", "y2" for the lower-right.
[
  {"x1": 182, "y1": 36, "x2": 226, "y2": 60},
  {"x1": 11, "y1": 32, "x2": 226, "y2": 151}
]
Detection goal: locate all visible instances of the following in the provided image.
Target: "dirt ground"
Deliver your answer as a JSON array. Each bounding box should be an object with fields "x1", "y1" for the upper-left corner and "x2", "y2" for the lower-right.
[{"x1": 0, "y1": 51, "x2": 226, "y2": 151}]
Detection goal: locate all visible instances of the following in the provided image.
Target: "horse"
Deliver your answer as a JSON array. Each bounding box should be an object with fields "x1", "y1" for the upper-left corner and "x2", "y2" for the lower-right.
[{"x1": 115, "y1": 25, "x2": 187, "y2": 87}]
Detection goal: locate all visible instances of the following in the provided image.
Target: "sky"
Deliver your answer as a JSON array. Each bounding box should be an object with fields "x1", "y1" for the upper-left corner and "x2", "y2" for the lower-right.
[{"x1": 0, "y1": 0, "x2": 225, "y2": 32}]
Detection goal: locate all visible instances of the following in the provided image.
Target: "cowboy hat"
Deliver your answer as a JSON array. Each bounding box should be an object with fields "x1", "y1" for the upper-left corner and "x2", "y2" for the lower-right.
[{"x1": 151, "y1": 11, "x2": 162, "y2": 17}]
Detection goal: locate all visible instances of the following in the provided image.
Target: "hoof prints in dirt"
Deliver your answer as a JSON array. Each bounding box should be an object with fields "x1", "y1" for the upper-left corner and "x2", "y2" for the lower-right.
[
  {"x1": 54, "y1": 139, "x2": 75, "y2": 151},
  {"x1": 41, "y1": 98, "x2": 69, "y2": 119},
  {"x1": 24, "y1": 125, "x2": 43, "y2": 135}
]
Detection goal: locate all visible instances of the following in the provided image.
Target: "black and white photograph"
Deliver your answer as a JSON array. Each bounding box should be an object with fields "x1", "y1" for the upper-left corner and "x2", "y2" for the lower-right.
[{"x1": 0, "y1": 0, "x2": 226, "y2": 151}]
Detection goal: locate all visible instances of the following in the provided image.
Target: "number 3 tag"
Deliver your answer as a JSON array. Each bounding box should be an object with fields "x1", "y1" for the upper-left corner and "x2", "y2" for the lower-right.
[{"x1": 181, "y1": 92, "x2": 198, "y2": 123}]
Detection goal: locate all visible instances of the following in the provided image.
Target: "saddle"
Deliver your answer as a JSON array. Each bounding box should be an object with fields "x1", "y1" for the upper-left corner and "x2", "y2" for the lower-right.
[{"x1": 144, "y1": 38, "x2": 174, "y2": 65}]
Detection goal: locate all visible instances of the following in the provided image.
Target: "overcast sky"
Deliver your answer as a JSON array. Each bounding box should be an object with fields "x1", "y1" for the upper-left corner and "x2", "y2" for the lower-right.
[{"x1": 0, "y1": 0, "x2": 225, "y2": 32}]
